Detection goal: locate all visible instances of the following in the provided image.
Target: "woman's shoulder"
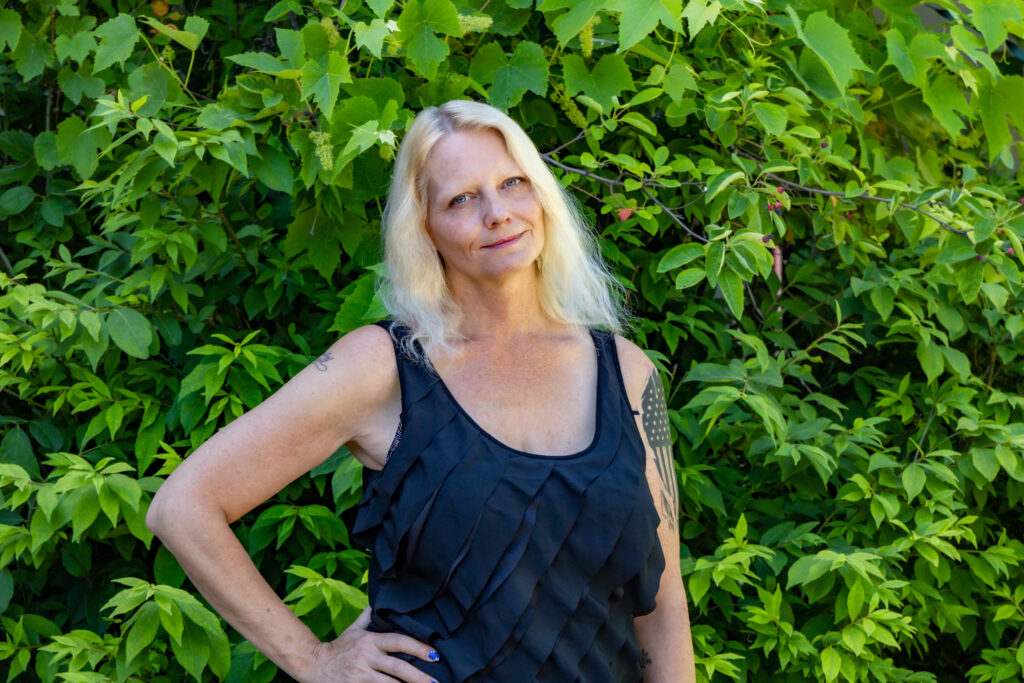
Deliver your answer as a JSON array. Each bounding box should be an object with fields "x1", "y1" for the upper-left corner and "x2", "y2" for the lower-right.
[
  {"x1": 611, "y1": 334, "x2": 657, "y2": 408},
  {"x1": 315, "y1": 323, "x2": 401, "y2": 401}
]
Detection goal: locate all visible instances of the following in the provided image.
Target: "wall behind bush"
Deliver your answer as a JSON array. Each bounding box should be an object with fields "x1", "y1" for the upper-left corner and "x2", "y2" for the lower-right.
[{"x1": 2, "y1": 0, "x2": 1024, "y2": 681}]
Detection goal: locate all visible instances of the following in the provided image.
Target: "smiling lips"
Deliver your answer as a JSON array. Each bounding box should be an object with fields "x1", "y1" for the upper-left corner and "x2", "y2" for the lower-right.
[{"x1": 483, "y1": 231, "x2": 526, "y2": 249}]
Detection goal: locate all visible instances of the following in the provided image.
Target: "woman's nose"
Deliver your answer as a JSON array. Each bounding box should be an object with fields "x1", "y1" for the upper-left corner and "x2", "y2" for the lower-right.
[{"x1": 482, "y1": 192, "x2": 512, "y2": 228}]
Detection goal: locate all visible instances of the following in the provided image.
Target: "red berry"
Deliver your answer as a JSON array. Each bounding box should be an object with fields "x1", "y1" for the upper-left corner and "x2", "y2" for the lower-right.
[
  {"x1": 1009, "y1": 248, "x2": 1016, "y2": 255},
  {"x1": 762, "y1": 234, "x2": 772, "y2": 243},
  {"x1": 776, "y1": 186, "x2": 784, "y2": 194},
  {"x1": 616, "y1": 208, "x2": 633, "y2": 222},
  {"x1": 1018, "y1": 198, "x2": 1024, "y2": 205}
]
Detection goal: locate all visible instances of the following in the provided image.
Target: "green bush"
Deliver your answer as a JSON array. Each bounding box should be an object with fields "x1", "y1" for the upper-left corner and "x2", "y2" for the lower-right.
[{"x1": 2, "y1": 0, "x2": 1024, "y2": 681}]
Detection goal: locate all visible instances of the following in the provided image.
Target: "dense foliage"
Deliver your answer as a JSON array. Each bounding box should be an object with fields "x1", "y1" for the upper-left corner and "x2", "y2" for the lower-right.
[{"x1": 2, "y1": 0, "x2": 1024, "y2": 680}]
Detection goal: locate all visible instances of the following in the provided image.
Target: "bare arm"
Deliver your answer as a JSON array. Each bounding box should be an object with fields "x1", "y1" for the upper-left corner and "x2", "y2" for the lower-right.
[
  {"x1": 617, "y1": 338, "x2": 696, "y2": 682},
  {"x1": 146, "y1": 325, "x2": 438, "y2": 683}
]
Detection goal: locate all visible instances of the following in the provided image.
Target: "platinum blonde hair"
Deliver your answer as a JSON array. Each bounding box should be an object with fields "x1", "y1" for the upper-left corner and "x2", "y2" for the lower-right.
[{"x1": 379, "y1": 99, "x2": 624, "y2": 361}]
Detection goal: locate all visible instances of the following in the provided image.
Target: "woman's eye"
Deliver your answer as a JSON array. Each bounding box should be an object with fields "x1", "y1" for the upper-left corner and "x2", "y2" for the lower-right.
[
  {"x1": 450, "y1": 194, "x2": 469, "y2": 207},
  {"x1": 503, "y1": 177, "x2": 523, "y2": 188}
]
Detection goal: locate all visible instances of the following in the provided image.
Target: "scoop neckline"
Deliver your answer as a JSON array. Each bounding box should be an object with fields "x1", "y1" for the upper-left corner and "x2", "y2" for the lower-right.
[{"x1": 428, "y1": 329, "x2": 603, "y2": 460}]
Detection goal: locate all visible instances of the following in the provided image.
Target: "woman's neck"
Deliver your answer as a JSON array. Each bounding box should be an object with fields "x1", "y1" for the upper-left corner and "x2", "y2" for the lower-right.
[{"x1": 447, "y1": 270, "x2": 555, "y2": 340}]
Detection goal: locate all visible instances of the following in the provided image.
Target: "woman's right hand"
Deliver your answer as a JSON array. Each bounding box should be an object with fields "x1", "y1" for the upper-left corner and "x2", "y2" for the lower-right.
[{"x1": 299, "y1": 607, "x2": 442, "y2": 683}]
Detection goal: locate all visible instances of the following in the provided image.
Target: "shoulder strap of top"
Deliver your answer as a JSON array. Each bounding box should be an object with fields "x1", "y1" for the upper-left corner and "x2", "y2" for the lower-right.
[
  {"x1": 372, "y1": 320, "x2": 438, "y2": 413},
  {"x1": 594, "y1": 329, "x2": 637, "y2": 417}
]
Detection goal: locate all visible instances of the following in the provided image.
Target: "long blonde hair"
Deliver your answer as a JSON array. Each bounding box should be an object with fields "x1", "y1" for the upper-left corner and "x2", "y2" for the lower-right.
[{"x1": 380, "y1": 100, "x2": 624, "y2": 361}]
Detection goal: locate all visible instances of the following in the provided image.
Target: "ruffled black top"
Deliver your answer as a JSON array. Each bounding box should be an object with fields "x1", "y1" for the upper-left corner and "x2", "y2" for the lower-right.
[{"x1": 351, "y1": 321, "x2": 665, "y2": 682}]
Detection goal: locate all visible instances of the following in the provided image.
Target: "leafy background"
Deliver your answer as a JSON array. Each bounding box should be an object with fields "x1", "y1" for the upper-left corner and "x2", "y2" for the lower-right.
[{"x1": 2, "y1": 0, "x2": 1024, "y2": 681}]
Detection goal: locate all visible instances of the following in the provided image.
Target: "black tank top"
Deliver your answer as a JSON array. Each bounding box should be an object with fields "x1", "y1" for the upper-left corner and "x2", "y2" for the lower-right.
[{"x1": 351, "y1": 321, "x2": 666, "y2": 682}]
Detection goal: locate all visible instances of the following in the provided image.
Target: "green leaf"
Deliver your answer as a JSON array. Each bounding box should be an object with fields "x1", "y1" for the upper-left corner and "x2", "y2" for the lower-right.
[
  {"x1": 184, "y1": 16, "x2": 210, "y2": 44},
  {"x1": 227, "y1": 52, "x2": 301, "y2": 78},
  {"x1": 141, "y1": 17, "x2": 201, "y2": 51},
  {"x1": 0, "y1": 569, "x2": 12, "y2": 613},
  {"x1": 956, "y1": 259, "x2": 984, "y2": 304},
  {"x1": 367, "y1": 0, "x2": 395, "y2": 17},
  {"x1": 658, "y1": 243, "x2": 703, "y2": 272},
  {"x1": 107, "y1": 308, "x2": 154, "y2": 360},
  {"x1": 94, "y1": 14, "x2": 140, "y2": 72},
  {"x1": 469, "y1": 41, "x2": 548, "y2": 109},
  {"x1": 538, "y1": 0, "x2": 606, "y2": 46},
  {"x1": 251, "y1": 146, "x2": 294, "y2": 193},
  {"x1": 884, "y1": 30, "x2": 943, "y2": 88},
  {"x1": 718, "y1": 268, "x2": 744, "y2": 319},
  {"x1": 902, "y1": 462, "x2": 926, "y2": 501},
  {"x1": 921, "y1": 73, "x2": 966, "y2": 140},
  {"x1": 562, "y1": 53, "x2": 634, "y2": 112},
  {"x1": 704, "y1": 170, "x2": 745, "y2": 203},
  {"x1": 12, "y1": 34, "x2": 54, "y2": 81},
  {"x1": 916, "y1": 337, "x2": 943, "y2": 384},
  {"x1": 941, "y1": 345, "x2": 971, "y2": 381},
  {"x1": 606, "y1": 0, "x2": 682, "y2": 50},
  {"x1": 57, "y1": 64, "x2": 105, "y2": 105},
  {"x1": 354, "y1": 18, "x2": 391, "y2": 59},
  {"x1": 705, "y1": 240, "x2": 725, "y2": 288},
  {"x1": 54, "y1": 31, "x2": 97, "y2": 65},
  {"x1": 0, "y1": 186, "x2": 35, "y2": 217},
  {"x1": 821, "y1": 646, "x2": 841, "y2": 681},
  {"x1": 846, "y1": 579, "x2": 865, "y2": 620},
  {"x1": 964, "y1": 0, "x2": 1021, "y2": 52},
  {"x1": 55, "y1": 115, "x2": 112, "y2": 181},
  {"x1": 0, "y1": 9, "x2": 22, "y2": 51},
  {"x1": 675, "y1": 267, "x2": 705, "y2": 289},
  {"x1": 127, "y1": 62, "x2": 179, "y2": 117},
  {"x1": 972, "y1": 448, "x2": 1000, "y2": 481},
  {"x1": 126, "y1": 602, "x2": 160, "y2": 663},
  {"x1": 301, "y1": 52, "x2": 351, "y2": 119},
  {"x1": 154, "y1": 130, "x2": 178, "y2": 166},
  {"x1": 1, "y1": 427, "x2": 39, "y2": 480},
  {"x1": 660, "y1": 62, "x2": 698, "y2": 106},
  {"x1": 787, "y1": 9, "x2": 868, "y2": 91},
  {"x1": 786, "y1": 555, "x2": 830, "y2": 588},
  {"x1": 869, "y1": 285, "x2": 895, "y2": 321},
  {"x1": 397, "y1": 0, "x2": 461, "y2": 79},
  {"x1": 34, "y1": 131, "x2": 60, "y2": 170},
  {"x1": 752, "y1": 102, "x2": 787, "y2": 137},
  {"x1": 681, "y1": 0, "x2": 720, "y2": 39},
  {"x1": 978, "y1": 75, "x2": 1024, "y2": 161}
]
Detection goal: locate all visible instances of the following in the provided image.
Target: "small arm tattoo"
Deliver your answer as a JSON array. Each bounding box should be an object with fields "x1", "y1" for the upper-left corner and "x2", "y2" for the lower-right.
[
  {"x1": 641, "y1": 368, "x2": 679, "y2": 532},
  {"x1": 639, "y1": 648, "x2": 652, "y2": 670},
  {"x1": 313, "y1": 352, "x2": 333, "y2": 371}
]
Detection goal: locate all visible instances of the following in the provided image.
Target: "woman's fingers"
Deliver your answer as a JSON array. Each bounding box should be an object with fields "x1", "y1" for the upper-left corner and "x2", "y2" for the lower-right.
[
  {"x1": 350, "y1": 605, "x2": 373, "y2": 631},
  {"x1": 372, "y1": 653, "x2": 440, "y2": 683},
  {"x1": 374, "y1": 632, "x2": 440, "y2": 663}
]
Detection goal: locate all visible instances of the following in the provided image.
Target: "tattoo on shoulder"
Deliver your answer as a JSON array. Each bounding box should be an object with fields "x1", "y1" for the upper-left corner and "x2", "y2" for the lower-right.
[
  {"x1": 641, "y1": 368, "x2": 679, "y2": 532},
  {"x1": 639, "y1": 648, "x2": 652, "y2": 670},
  {"x1": 313, "y1": 352, "x2": 333, "y2": 372}
]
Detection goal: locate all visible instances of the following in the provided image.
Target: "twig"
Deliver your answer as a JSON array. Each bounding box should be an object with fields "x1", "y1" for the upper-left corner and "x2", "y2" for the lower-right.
[
  {"x1": 0, "y1": 245, "x2": 16, "y2": 277},
  {"x1": 641, "y1": 184, "x2": 708, "y2": 243},
  {"x1": 541, "y1": 154, "x2": 626, "y2": 190},
  {"x1": 733, "y1": 147, "x2": 969, "y2": 236},
  {"x1": 546, "y1": 129, "x2": 591, "y2": 157}
]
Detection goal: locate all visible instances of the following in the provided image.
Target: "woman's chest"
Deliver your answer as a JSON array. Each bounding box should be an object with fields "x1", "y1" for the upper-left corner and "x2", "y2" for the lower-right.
[{"x1": 436, "y1": 346, "x2": 599, "y2": 457}]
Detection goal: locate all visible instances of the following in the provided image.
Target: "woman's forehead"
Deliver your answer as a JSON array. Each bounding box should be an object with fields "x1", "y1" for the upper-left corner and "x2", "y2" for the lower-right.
[{"x1": 424, "y1": 129, "x2": 523, "y2": 190}]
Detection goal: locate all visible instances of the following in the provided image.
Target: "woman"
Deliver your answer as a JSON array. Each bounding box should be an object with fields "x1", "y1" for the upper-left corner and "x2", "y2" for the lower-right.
[{"x1": 147, "y1": 100, "x2": 695, "y2": 682}]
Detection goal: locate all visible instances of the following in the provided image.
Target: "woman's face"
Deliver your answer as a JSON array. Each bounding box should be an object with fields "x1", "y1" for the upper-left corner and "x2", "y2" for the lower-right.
[{"x1": 423, "y1": 128, "x2": 545, "y2": 286}]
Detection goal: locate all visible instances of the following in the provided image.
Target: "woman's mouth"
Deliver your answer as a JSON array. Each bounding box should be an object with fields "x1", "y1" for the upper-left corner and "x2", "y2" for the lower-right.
[{"x1": 483, "y1": 232, "x2": 525, "y2": 249}]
